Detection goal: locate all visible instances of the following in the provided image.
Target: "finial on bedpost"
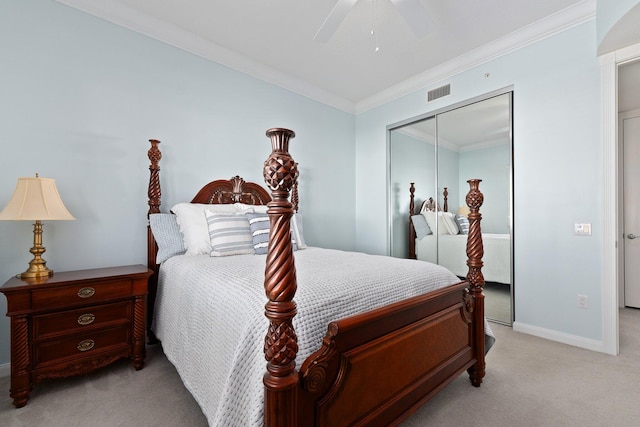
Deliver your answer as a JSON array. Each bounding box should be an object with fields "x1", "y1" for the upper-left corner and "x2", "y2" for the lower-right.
[
  {"x1": 465, "y1": 178, "x2": 485, "y2": 387},
  {"x1": 263, "y1": 128, "x2": 299, "y2": 427},
  {"x1": 147, "y1": 139, "x2": 162, "y2": 217}
]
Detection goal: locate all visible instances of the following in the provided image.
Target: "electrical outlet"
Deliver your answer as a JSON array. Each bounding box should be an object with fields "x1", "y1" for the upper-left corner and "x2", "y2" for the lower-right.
[
  {"x1": 578, "y1": 294, "x2": 589, "y2": 309},
  {"x1": 574, "y1": 223, "x2": 592, "y2": 236}
]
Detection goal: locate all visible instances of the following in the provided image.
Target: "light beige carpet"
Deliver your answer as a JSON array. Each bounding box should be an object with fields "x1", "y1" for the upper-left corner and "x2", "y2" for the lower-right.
[{"x1": 1, "y1": 308, "x2": 639, "y2": 427}]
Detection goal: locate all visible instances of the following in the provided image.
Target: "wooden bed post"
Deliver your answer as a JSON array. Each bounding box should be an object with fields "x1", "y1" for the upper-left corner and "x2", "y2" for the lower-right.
[
  {"x1": 409, "y1": 183, "x2": 416, "y2": 259},
  {"x1": 262, "y1": 128, "x2": 299, "y2": 427},
  {"x1": 146, "y1": 139, "x2": 162, "y2": 344},
  {"x1": 465, "y1": 179, "x2": 485, "y2": 386},
  {"x1": 442, "y1": 187, "x2": 448, "y2": 212}
]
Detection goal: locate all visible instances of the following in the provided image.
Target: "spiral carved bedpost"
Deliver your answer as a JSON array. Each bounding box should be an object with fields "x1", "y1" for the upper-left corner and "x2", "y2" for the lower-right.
[
  {"x1": 465, "y1": 179, "x2": 485, "y2": 387},
  {"x1": 263, "y1": 128, "x2": 299, "y2": 427},
  {"x1": 146, "y1": 139, "x2": 162, "y2": 344},
  {"x1": 409, "y1": 183, "x2": 416, "y2": 259}
]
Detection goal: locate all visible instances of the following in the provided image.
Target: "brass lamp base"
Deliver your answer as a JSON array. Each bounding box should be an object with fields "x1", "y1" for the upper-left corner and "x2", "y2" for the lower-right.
[
  {"x1": 18, "y1": 220, "x2": 55, "y2": 280},
  {"x1": 18, "y1": 264, "x2": 54, "y2": 280}
]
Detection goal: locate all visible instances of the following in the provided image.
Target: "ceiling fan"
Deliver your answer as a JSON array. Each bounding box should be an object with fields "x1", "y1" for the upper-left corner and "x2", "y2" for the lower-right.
[{"x1": 313, "y1": 0, "x2": 434, "y2": 43}]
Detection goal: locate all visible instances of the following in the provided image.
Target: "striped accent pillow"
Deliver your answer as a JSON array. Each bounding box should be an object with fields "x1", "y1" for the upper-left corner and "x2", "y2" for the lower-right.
[
  {"x1": 247, "y1": 213, "x2": 271, "y2": 255},
  {"x1": 205, "y1": 211, "x2": 254, "y2": 256},
  {"x1": 247, "y1": 213, "x2": 297, "y2": 255},
  {"x1": 456, "y1": 214, "x2": 470, "y2": 235}
]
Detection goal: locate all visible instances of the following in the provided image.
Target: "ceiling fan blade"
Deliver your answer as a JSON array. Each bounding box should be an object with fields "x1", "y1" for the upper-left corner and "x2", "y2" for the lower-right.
[
  {"x1": 389, "y1": 0, "x2": 434, "y2": 38},
  {"x1": 313, "y1": 0, "x2": 359, "y2": 43}
]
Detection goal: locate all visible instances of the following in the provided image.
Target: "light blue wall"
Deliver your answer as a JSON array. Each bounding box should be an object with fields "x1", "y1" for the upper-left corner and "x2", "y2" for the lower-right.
[
  {"x1": 356, "y1": 21, "x2": 602, "y2": 341},
  {"x1": 0, "y1": 0, "x2": 355, "y2": 365},
  {"x1": 459, "y1": 144, "x2": 511, "y2": 234}
]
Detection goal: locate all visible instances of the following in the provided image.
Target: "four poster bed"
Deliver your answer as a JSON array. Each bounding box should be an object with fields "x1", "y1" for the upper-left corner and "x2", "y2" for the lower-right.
[
  {"x1": 145, "y1": 129, "x2": 491, "y2": 426},
  {"x1": 409, "y1": 183, "x2": 511, "y2": 285}
]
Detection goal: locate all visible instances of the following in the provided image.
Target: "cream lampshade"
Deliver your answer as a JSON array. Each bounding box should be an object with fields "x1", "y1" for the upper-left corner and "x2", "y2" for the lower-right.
[{"x1": 0, "y1": 174, "x2": 75, "y2": 279}]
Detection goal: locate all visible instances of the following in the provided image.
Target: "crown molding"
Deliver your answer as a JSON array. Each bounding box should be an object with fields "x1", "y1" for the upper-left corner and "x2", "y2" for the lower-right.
[
  {"x1": 355, "y1": 0, "x2": 597, "y2": 114},
  {"x1": 55, "y1": 0, "x2": 595, "y2": 116}
]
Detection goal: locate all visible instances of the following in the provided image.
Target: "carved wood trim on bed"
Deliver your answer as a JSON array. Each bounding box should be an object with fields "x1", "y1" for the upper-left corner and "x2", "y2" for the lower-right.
[{"x1": 146, "y1": 132, "x2": 486, "y2": 426}]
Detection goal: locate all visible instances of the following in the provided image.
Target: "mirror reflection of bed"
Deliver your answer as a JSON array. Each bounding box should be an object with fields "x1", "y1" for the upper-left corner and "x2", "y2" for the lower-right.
[{"x1": 388, "y1": 90, "x2": 513, "y2": 325}]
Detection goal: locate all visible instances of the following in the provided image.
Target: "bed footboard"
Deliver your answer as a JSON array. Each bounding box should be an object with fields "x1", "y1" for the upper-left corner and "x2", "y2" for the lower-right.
[
  {"x1": 261, "y1": 128, "x2": 485, "y2": 426},
  {"x1": 298, "y1": 281, "x2": 476, "y2": 426}
]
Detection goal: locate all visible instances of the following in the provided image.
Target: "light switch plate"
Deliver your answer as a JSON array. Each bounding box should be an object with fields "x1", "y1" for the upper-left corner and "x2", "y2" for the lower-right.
[{"x1": 574, "y1": 223, "x2": 592, "y2": 236}]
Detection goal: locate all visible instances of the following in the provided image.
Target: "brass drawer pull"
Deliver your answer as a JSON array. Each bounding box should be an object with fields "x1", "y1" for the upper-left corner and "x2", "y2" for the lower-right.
[
  {"x1": 77, "y1": 287, "x2": 95, "y2": 298},
  {"x1": 77, "y1": 313, "x2": 95, "y2": 326},
  {"x1": 77, "y1": 339, "x2": 95, "y2": 352}
]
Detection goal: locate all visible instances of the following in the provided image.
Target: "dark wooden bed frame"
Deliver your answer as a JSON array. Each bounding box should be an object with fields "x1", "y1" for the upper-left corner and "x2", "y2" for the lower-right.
[{"x1": 145, "y1": 129, "x2": 486, "y2": 426}]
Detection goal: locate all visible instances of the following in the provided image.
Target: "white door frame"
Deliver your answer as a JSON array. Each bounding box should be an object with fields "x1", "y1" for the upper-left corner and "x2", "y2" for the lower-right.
[{"x1": 601, "y1": 43, "x2": 640, "y2": 356}]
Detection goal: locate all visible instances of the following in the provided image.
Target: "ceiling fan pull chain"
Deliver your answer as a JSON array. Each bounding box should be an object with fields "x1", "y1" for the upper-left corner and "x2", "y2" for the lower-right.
[{"x1": 371, "y1": 0, "x2": 380, "y2": 52}]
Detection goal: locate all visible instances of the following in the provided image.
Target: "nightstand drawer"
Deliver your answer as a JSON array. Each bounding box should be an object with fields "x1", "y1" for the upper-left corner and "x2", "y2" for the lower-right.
[
  {"x1": 33, "y1": 326, "x2": 131, "y2": 368},
  {"x1": 31, "y1": 279, "x2": 132, "y2": 310},
  {"x1": 32, "y1": 301, "x2": 132, "y2": 341}
]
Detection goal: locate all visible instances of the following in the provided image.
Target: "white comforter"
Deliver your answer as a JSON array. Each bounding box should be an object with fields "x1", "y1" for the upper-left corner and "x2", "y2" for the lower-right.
[{"x1": 153, "y1": 247, "x2": 492, "y2": 426}]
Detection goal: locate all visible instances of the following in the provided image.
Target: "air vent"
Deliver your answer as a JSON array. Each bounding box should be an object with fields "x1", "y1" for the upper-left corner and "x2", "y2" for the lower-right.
[{"x1": 427, "y1": 84, "x2": 451, "y2": 102}]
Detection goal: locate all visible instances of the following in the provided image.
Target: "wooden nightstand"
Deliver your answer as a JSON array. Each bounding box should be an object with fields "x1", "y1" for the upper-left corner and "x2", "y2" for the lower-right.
[{"x1": 0, "y1": 264, "x2": 152, "y2": 408}]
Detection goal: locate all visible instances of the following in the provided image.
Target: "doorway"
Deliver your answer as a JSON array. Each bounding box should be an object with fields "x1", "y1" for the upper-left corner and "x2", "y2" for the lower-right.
[{"x1": 619, "y1": 61, "x2": 640, "y2": 309}]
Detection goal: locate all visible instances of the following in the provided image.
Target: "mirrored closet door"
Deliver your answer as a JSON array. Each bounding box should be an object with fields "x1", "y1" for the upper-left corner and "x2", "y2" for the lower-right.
[{"x1": 388, "y1": 89, "x2": 514, "y2": 325}]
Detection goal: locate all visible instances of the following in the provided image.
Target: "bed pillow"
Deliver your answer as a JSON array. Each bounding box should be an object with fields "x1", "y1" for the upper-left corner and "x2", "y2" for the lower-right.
[
  {"x1": 441, "y1": 212, "x2": 460, "y2": 235},
  {"x1": 234, "y1": 202, "x2": 269, "y2": 214},
  {"x1": 247, "y1": 213, "x2": 298, "y2": 255},
  {"x1": 149, "y1": 213, "x2": 186, "y2": 263},
  {"x1": 456, "y1": 214, "x2": 470, "y2": 234},
  {"x1": 423, "y1": 211, "x2": 449, "y2": 235},
  {"x1": 171, "y1": 203, "x2": 238, "y2": 255},
  {"x1": 411, "y1": 214, "x2": 432, "y2": 239},
  {"x1": 291, "y1": 213, "x2": 307, "y2": 249},
  {"x1": 204, "y1": 210, "x2": 254, "y2": 256},
  {"x1": 246, "y1": 213, "x2": 271, "y2": 255}
]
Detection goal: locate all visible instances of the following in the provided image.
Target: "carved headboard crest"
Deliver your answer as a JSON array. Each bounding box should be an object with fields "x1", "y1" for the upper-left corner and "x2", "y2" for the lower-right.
[{"x1": 191, "y1": 176, "x2": 272, "y2": 206}]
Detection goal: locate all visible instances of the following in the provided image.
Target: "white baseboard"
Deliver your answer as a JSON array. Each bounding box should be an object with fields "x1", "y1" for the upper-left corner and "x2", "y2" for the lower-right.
[
  {"x1": 513, "y1": 321, "x2": 605, "y2": 353},
  {"x1": 0, "y1": 363, "x2": 9, "y2": 378}
]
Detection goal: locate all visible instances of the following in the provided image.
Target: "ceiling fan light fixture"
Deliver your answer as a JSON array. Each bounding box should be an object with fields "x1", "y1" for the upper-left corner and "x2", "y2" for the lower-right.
[{"x1": 313, "y1": 0, "x2": 433, "y2": 44}]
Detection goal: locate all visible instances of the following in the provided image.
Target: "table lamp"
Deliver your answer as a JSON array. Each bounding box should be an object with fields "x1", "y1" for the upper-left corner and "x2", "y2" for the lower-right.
[{"x1": 0, "y1": 174, "x2": 75, "y2": 279}]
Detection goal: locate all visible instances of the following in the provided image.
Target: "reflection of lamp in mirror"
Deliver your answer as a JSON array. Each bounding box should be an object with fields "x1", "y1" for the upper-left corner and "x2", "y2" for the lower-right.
[{"x1": 0, "y1": 174, "x2": 75, "y2": 279}]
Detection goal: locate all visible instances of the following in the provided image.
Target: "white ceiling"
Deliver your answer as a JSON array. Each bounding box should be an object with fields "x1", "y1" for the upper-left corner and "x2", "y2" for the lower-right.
[{"x1": 56, "y1": 0, "x2": 594, "y2": 112}]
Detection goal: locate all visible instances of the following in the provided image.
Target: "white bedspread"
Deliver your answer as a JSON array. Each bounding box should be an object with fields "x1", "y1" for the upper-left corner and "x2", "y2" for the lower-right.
[
  {"x1": 153, "y1": 247, "x2": 493, "y2": 426},
  {"x1": 416, "y1": 233, "x2": 511, "y2": 284}
]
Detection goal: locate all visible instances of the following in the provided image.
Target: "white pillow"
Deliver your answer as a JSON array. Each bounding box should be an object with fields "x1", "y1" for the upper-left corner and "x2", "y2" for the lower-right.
[
  {"x1": 423, "y1": 211, "x2": 459, "y2": 235},
  {"x1": 291, "y1": 213, "x2": 307, "y2": 249},
  {"x1": 171, "y1": 203, "x2": 238, "y2": 255},
  {"x1": 441, "y1": 212, "x2": 460, "y2": 235},
  {"x1": 234, "y1": 202, "x2": 269, "y2": 214}
]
